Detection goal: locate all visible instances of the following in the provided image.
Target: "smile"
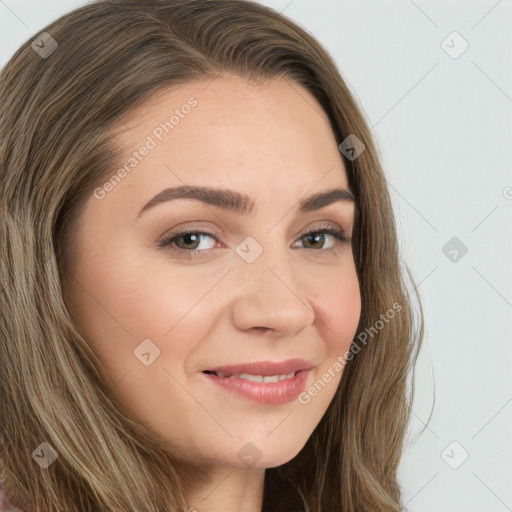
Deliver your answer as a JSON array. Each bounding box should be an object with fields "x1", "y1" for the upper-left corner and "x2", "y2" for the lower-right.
[{"x1": 202, "y1": 369, "x2": 311, "y2": 405}]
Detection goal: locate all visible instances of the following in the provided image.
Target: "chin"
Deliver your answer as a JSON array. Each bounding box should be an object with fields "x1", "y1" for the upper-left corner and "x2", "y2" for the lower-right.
[{"x1": 232, "y1": 435, "x2": 309, "y2": 470}]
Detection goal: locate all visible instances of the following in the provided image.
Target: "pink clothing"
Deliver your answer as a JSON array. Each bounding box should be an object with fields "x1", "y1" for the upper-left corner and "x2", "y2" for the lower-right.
[{"x1": 0, "y1": 482, "x2": 25, "y2": 512}]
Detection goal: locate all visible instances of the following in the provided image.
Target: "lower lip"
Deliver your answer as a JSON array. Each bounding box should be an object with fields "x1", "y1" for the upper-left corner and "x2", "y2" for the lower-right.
[{"x1": 202, "y1": 370, "x2": 311, "y2": 405}]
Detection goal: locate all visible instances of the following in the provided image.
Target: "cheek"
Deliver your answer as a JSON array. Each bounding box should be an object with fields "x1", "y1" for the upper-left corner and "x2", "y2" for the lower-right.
[
  {"x1": 310, "y1": 263, "x2": 361, "y2": 354},
  {"x1": 119, "y1": 264, "x2": 222, "y2": 340},
  {"x1": 298, "y1": 266, "x2": 360, "y2": 411},
  {"x1": 69, "y1": 245, "x2": 214, "y2": 337}
]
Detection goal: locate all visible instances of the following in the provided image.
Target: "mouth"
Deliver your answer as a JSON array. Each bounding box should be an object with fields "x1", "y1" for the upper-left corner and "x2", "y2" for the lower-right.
[
  {"x1": 202, "y1": 369, "x2": 300, "y2": 382},
  {"x1": 201, "y1": 359, "x2": 314, "y2": 405},
  {"x1": 202, "y1": 357, "x2": 315, "y2": 379}
]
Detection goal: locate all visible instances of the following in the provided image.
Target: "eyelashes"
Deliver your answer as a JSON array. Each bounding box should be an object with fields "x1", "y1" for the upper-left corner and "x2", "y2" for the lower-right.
[{"x1": 157, "y1": 224, "x2": 351, "y2": 258}]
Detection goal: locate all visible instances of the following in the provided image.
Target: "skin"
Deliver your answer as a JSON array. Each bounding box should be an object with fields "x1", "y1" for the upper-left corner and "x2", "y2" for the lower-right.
[{"x1": 62, "y1": 74, "x2": 361, "y2": 512}]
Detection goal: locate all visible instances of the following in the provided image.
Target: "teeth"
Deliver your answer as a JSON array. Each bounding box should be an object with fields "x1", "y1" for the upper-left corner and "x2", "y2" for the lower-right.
[
  {"x1": 208, "y1": 371, "x2": 298, "y2": 381},
  {"x1": 237, "y1": 372, "x2": 296, "y2": 383}
]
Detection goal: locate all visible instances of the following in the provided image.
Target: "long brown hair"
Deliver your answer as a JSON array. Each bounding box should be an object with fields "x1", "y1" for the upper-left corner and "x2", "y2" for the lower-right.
[{"x1": 0, "y1": 1, "x2": 424, "y2": 510}]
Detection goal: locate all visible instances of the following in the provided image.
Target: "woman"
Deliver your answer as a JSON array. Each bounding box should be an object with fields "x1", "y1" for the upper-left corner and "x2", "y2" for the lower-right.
[{"x1": 0, "y1": 0, "x2": 424, "y2": 510}]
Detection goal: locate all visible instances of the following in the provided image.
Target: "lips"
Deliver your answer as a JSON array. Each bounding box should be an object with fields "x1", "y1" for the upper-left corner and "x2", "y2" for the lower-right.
[
  {"x1": 202, "y1": 358, "x2": 315, "y2": 378},
  {"x1": 202, "y1": 358, "x2": 315, "y2": 405}
]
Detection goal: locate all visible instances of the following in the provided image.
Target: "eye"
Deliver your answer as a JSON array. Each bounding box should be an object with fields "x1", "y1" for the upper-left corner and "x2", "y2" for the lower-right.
[
  {"x1": 158, "y1": 230, "x2": 218, "y2": 255},
  {"x1": 157, "y1": 224, "x2": 350, "y2": 257},
  {"x1": 292, "y1": 227, "x2": 349, "y2": 252}
]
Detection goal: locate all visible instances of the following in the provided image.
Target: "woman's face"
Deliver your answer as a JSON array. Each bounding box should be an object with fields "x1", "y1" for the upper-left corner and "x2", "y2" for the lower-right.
[{"x1": 63, "y1": 75, "x2": 361, "y2": 469}]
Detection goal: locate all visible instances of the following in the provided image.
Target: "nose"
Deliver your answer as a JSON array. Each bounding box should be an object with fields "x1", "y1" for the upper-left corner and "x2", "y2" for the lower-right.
[{"x1": 230, "y1": 245, "x2": 315, "y2": 337}]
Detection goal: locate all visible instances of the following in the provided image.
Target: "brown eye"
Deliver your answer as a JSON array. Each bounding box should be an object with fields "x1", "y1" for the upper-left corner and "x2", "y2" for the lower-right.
[
  {"x1": 294, "y1": 228, "x2": 349, "y2": 251},
  {"x1": 174, "y1": 233, "x2": 202, "y2": 250},
  {"x1": 302, "y1": 232, "x2": 327, "y2": 249},
  {"x1": 158, "y1": 230, "x2": 218, "y2": 254}
]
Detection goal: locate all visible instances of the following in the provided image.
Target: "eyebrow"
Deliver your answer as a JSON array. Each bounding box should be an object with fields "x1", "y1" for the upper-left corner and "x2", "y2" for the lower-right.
[{"x1": 136, "y1": 185, "x2": 355, "y2": 219}]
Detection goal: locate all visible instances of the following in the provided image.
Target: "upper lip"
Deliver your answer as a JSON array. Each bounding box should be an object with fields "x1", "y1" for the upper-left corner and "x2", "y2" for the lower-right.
[{"x1": 203, "y1": 358, "x2": 316, "y2": 376}]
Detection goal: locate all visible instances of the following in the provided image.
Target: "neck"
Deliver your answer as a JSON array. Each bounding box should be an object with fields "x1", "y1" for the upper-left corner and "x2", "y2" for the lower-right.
[{"x1": 184, "y1": 464, "x2": 265, "y2": 512}]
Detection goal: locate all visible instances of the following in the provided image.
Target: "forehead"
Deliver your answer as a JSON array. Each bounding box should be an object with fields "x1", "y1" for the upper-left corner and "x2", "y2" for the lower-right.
[{"x1": 109, "y1": 74, "x2": 349, "y2": 197}]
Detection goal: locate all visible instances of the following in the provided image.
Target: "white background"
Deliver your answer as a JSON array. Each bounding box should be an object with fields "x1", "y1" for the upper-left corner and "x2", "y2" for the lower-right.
[{"x1": 1, "y1": 1, "x2": 511, "y2": 510}]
